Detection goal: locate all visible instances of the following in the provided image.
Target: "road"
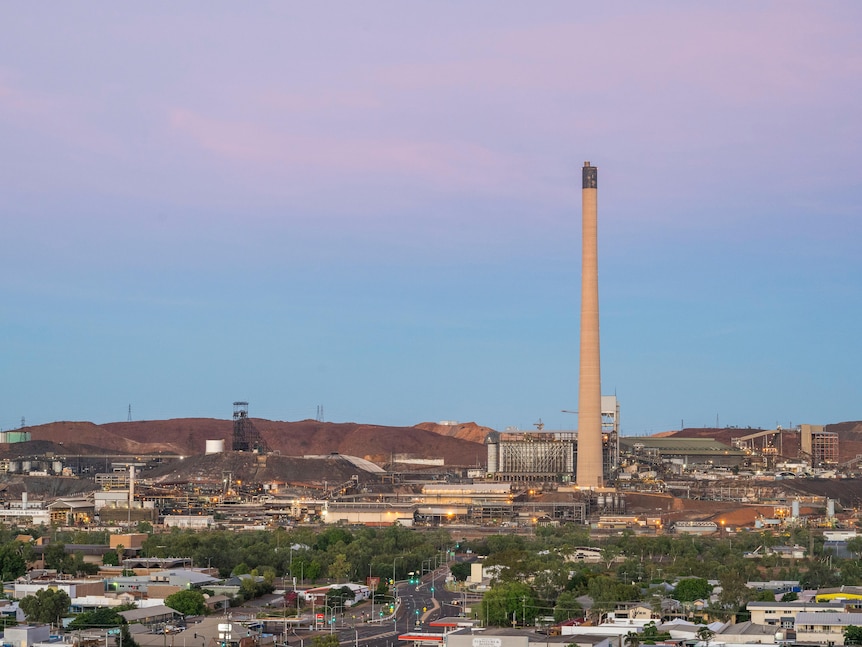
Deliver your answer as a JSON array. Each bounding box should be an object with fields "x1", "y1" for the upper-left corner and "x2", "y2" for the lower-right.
[{"x1": 282, "y1": 564, "x2": 459, "y2": 647}]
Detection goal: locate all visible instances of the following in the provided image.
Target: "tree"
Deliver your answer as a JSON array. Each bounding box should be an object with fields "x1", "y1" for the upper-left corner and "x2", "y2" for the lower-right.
[
  {"x1": 0, "y1": 542, "x2": 28, "y2": 581},
  {"x1": 325, "y1": 586, "x2": 356, "y2": 608},
  {"x1": 673, "y1": 578, "x2": 712, "y2": 603},
  {"x1": 624, "y1": 630, "x2": 641, "y2": 647},
  {"x1": 43, "y1": 543, "x2": 71, "y2": 573},
  {"x1": 847, "y1": 538, "x2": 862, "y2": 559},
  {"x1": 480, "y1": 581, "x2": 536, "y2": 627},
  {"x1": 68, "y1": 608, "x2": 139, "y2": 647},
  {"x1": 165, "y1": 590, "x2": 207, "y2": 616},
  {"x1": 70, "y1": 553, "x2": 99, "y2": 576},
  {"x1": 552, "y1": 591, "x2": 583, "y2": 622},
  {"x1": 19, "y1": 588, "x2": 70, "y2": 626},
  {"x1": 641, "y1": 621, "x2": 671, "y2": 644},
  {"x1": 449, "y1": 562, "x2": 471, "y2": 582},
  {"x1": 845, "y1": 624, "x2": 862, "y2": 645},
  {"x1": 327, "y1": 554, "x2": 350, "y2": 582},
  {"x1": 696, "y1": 626, "x2": 714, "y2": 647},
  {"x1": 68, "y1": 607, "x2": 125, "y2": 629}
]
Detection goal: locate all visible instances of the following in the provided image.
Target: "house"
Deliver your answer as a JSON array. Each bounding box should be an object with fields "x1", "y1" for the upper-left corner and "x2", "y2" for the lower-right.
[
  {"x1": 118, "y1": 604, "x2": 181, "y2": 630},
  {"x1": 14, "y1": 579, "x2": 103, "y2": 600},
  {"x1": 301, "y1": 583, "x2": 370, "y2": 606},
  {"x1": 605, "y1": 604, "x2": 659, "y2": 626},
  {"x1": 794, "y1": 611, "x2": 862, "y2": 645},
  {"x1": 714, "y1": 620, "x2": 780, "y2": 644},
  {"x1": 747, "y1": 600, "x2": 846, "y2": 628}
]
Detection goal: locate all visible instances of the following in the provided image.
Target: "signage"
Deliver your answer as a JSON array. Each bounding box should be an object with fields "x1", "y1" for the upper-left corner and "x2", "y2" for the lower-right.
[{"x1": 472, "y1": 639, "x2": 502, "y2": 647}]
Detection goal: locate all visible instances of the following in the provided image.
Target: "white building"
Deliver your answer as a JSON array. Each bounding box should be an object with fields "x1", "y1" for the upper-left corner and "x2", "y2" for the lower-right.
[
  {"x1": 163, "y1": 515, "x2": 214, "y2": 529},
  {"x1": 2, "y1": 625, "x2": 51, "y2": 647},
  {"x1": 747, "y1": 601, "x2": 845, "y2": 628},
  {"x1": 795, "y1": 611, "x2": 862, "y2": 645}
]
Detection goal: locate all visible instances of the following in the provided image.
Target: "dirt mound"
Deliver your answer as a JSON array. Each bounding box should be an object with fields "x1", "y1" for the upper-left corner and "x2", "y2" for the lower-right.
[
  {"x1": 414, "y1": 421, "x2": 495, "y2": 444},
  {"x1": 16, "y1": 418, "x2": 486, "y2": 467}
]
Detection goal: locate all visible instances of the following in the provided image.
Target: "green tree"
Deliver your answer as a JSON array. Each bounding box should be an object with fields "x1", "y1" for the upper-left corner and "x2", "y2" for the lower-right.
[
  {"x1": 449, "y1": 562, "x2": 471, "y2": 582},
  {"x1": 552, "y1": 590, "x2": 583, "y2": 622},
  {"x1": 0, "y1": 542, "x2": 28, "y2": 581},
  {"x1": 845, "y1": 624, "x2": 862, "y2": 645},
  {"x1": 43, "y1": 543, "x2": 71, "y2": 573},
  {"x1": 673, "y1": 578, "x2": 712, "y2": 602},
  {"x1": 68, "y1": 608, "x2": 139, "y2": 647},
  {"x1": 19, "y1": 588, "x2": 71, "y2": 626},
  {"x1": 696, "y1": 627, "x2": 714, "y2": 647},
  {"x1": 102, "y1": 550, "x2": 120, "y2": 566},
  {"x1": 480, "y1": 581, "x2": 537, "y2": 627},
  {"x1": 624, "y1": 630, "x2": 641, "y2": 647},
  {"x1": 70, "y1": 553, "x2": 99, "y2": 576},
  {"x1": 641, "y1": 621, "x2": 671, "y2": 644},
  {"x1": 68, "y1": 607, "x2": 125, "y2": 629},
  {"x1": 326, "y1": 586, "x2": 356, "y2": 610},
  {"x1": 848, "y1": 538, "x2": 862, "y2": 559},
  {"x1": 165, "y1": 590, "x2": 207, "y2": 616},
  {"x1": 327, "y1": 554, "x2": 351, "y2": 582}
]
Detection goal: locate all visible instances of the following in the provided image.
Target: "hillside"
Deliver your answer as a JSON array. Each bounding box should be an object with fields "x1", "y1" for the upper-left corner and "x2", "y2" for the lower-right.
[{"x1": 7, "y1": 418, "x2": 486, "y2": 467}]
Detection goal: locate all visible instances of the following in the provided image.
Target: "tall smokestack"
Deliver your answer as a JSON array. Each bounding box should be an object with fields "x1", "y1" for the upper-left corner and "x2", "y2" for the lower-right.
[
  {"x1": 576, "y1": 161, "x2": 603, "y2": 488},
  {"x1": 129, "y1": 465, "x2": 135, "y2": 509}
]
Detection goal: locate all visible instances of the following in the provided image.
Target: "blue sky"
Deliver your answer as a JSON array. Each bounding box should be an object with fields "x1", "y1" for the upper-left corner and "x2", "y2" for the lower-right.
[{"x1": 1, "y1": 2, "x2": 860, "y2": 435}]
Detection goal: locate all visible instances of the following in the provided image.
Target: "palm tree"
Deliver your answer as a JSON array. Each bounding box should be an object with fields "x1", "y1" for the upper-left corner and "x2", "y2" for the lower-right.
[
  {"x1": 624, "y1": 630, "x2": 641, "y2": 647},
  {"x1": 696, "y1": 626, "x2": 715, "y2": 647}
]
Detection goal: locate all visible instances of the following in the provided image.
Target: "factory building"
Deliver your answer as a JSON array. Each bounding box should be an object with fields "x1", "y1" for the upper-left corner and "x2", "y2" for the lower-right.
[
  {"x1": 485, "y1": 395, "x2": 619, "y2": 483},
  {"x1": 800, "y1": 424, "x2": 838, "y2": 466}
]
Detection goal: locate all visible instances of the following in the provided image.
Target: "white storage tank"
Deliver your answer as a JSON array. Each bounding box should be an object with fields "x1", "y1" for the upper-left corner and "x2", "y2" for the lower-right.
[{"x1": 205, "y1": 439, "x2": 225, "y2": 454}]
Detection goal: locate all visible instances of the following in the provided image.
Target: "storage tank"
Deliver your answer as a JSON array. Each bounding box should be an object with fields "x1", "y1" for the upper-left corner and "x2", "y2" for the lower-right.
[
  {"x1": 8, "y1": 461, "x2": 20, "y2": 474},
  {"x1": 827, "y1": 498, "x2": 835, "y2": 518},
  {"x1": 6, "y1": 431, "x2": 31, "y2": 443},
  {"x1": 21, "y1": 460, "x2": 32, "y2": 472},
  {"x1": 52, "y1": 461, "x2": 63, "y2": 474},
  {"x1": 791, "y1": 500, "x2": 800, "y2": 519},
  {"x1": 484, "y1": 432, "x2": 499, "y2": 474},
  {"x1": 205, "y1": 439, "x2": 225, "y2": 454}
]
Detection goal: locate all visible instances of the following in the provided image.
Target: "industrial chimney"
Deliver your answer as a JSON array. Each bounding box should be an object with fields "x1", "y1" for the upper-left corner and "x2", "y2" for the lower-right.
[{"x1": 576, "y1": 162, "x2": 603, "y2": 488}]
